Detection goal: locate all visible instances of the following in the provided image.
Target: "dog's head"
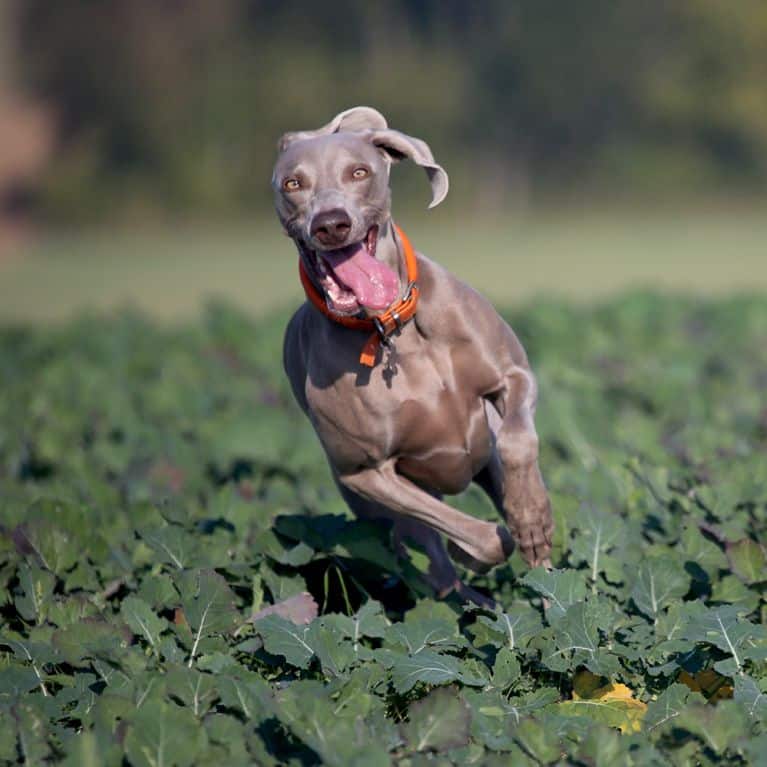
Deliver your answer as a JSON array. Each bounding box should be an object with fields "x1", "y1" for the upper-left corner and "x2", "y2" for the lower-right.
[{"x1": 272, "y1": 107, "x2": 448, "y2": 315}]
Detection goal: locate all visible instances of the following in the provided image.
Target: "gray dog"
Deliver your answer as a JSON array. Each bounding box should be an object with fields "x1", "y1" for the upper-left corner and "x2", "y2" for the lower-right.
[{"x1": 273, "y1": 107, "x2": 552, "y2": 605}]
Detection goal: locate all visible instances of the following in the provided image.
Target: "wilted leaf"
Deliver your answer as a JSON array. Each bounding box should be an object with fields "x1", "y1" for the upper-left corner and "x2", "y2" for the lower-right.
[
  {"x1": 559, "y1": 669, "x2": 648, "y2": 733},
  {"x1": 678, "y1": 668, "x2": 733, "y2": 702},
  {"x1": 249, "y1": 592, "x2": 318, "y2": 626}
]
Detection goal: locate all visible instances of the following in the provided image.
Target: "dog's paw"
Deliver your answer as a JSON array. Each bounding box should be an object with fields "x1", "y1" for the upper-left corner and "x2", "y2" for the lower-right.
[
  {"x1": 510, "y1": 498, "x2": 553, "y2": 568},
  {"x1": 446, "y1": 525, "x2": 514, "y2": 573}
]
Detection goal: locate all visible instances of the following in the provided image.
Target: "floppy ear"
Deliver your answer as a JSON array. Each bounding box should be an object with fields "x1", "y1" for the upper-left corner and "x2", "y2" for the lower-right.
[
  {"x1": 368, "y1": 129, "x2": 449, "y2": 209},
  {"x1": 277, "y1": 106, "x2": 388, "y2": 153}
]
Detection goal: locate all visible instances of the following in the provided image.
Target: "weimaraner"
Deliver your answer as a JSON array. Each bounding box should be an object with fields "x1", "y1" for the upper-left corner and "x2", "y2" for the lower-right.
[{"x1": 273, "y1": 107, "x2": 552, "y2": 606}]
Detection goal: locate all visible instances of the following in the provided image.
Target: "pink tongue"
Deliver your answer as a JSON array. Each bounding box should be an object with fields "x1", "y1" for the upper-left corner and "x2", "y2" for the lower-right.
[{"x1": 322, "y1": 243, "x2": 399, "y2": 310}]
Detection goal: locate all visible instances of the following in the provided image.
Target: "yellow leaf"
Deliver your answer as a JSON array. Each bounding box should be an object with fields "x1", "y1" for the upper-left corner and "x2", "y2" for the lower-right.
[
  {"x1": 678, "y1": 669, "x2": 734, "y2": 701},
  {"x1": 565, "y1": 670, "x2": 647, "y2": 733}
]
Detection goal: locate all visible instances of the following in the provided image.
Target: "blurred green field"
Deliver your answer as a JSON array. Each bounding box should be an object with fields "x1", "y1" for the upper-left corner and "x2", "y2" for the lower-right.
[{"x1": 2, "y1": 206, "x2": 766, "y2": 324}]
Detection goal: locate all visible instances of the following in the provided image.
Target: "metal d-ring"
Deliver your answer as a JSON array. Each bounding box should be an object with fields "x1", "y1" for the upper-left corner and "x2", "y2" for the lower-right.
[{"x1": 373, "y1": 317, "x2": 393, "y2": 348}]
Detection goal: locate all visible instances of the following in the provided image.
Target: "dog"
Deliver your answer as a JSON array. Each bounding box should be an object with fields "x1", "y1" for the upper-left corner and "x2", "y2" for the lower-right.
[{"x1": 273, "y1": 107, "x2": 552, "y2": 605}]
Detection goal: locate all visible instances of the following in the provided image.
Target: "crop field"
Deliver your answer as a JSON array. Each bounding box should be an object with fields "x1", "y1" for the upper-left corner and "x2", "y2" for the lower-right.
[{"x1": 1, "y1": 293, "x2": 766, "y2": 765}]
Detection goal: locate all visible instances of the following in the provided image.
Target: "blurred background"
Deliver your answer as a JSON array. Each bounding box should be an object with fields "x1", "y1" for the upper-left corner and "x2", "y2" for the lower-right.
[{"x1": 1, "y1": 0, "x2": 766, "y2": 322}]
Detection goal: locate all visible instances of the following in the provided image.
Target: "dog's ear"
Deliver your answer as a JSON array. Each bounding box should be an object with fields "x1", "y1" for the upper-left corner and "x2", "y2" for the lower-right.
[
  {"x1": 368, "y1": 129, "x2": 449, "y2": 209},
  {"x1": 277, "y1": 106, "x2": 388, "y2": 153}
]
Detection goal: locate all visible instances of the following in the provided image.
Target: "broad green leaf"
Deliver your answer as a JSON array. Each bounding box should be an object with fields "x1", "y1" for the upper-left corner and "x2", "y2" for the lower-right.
[
  {"x1": 513, "y1": 717, "x2": 562, "y2": 763},
  {"x1": 15, "y1": 564, "x2": 56, "y2": 624},
  {"x1": 385, "y1": 618, "x2": 465, "y2": 654},
  {"x1": 216, "y1": 672, "x2": 272, "y2": 721},
  {"x1": 124, "y1": 697, "x2": 208, "y2": 767},
  {"x1": 569, "y1": 506, "x2": 624, "y2": 584},
  {"x1": 139, "y1": 525, "x2": 199, "y2": 570},
  {"x1": 308, "y1": 617, "x2": 357, "y2": 677},
  {"x1": 165, "y1": 665, "x2": 217, "y2": 718},
  {"x1": 260, "y1": 565, "x2": 308, "y2": 601},
  {"x1": 465, "y1": 690, "x2": 517, "y2": 751},
  {"x1": 575, "y1": 724, "x2": 632, "y2": 767},
  {"x1": 0, "y1": 664, "x2": 43, "y2": 698},
  {"x1": 744, "y1": 733, "x2": 767, "y2": 767},
  {"x1": 727, "y1": 538, "x2": 766, "y2": 584},
  {"x1": 52, "y1": 618, "x2": 132, "y2": 663},
  {"x1": 491, "y1": 647, "x2": 521, "y2": 690},
  {"x1": 179, "y1": 570, "x2": 239, "y2": 667},
  {"x1": 275, "y1": 681, "x2": 391, "y2": 767},
  {"x1": 644, "y1": 683, "x2": 699, "y2": 733},
  {"x1": 121, "y1": 596, "x2": 167, "y2": 655},
  {"x1": 733, "y1": 674, "x2": 767, "y2": 720},
  {"x1": 471, "y1": 606, "x2": 542, "y2": 651},
  {"x1": 711, "y1": 574, "x2": 760, "y2": 612},
  {"x1": 630, "y1": 556, "x2": 690, "y2": 619},
  {"x1": 675, "y1": 700, "x2": 750, "y2": 755},
  {"x1": 254, "y1": 614, "x2": 315, "y2": 668},
  {"x1": 12, "y1": 506, "x2": 81, "y2": 575},
  {"x1": 682, "y1": 605, "x2": 764, "y2": 673},
  {"x1": 382, "y1": 648, "x2": 486, "y2": 694},
  {"x1": 520, "y1": 567, "x2": 587, "y2": 620},
  {"x1": 540, "y1": 599, "x2": 619, "y2": 676},
  {"x1": 679, "y1": 524, "x2": 728, "y2": 581},
  {"x1": 254, "y1": 529, "x2": 314, "y2": 566},
  {"x1": 400, "y1": 686, "x2": 471, "y2": 752},
  {"x1": 137, "y1": 573, "x2": 180, "y2": 610}
]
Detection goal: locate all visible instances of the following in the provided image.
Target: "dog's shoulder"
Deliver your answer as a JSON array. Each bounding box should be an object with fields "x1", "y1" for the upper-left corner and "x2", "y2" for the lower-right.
[{"x1": 416, "y1": 253, "x2": 503, "y2": 327}]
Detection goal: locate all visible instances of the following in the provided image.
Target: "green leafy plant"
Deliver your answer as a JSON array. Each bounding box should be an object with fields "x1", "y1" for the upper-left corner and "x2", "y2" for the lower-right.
[{"x1": 0, "y1": 295, "x2": 765, "y2": 764}]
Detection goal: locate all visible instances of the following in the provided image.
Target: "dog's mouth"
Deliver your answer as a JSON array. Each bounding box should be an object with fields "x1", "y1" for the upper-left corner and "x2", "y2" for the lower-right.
[{"x1": 302, "y1": 225, "x2": 399, "y2": 315}]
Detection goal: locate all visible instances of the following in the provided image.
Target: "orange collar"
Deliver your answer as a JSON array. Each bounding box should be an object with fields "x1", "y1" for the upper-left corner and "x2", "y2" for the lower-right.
[{"x1": 298, "y1": 223, "x2": 420, "y2": 367}]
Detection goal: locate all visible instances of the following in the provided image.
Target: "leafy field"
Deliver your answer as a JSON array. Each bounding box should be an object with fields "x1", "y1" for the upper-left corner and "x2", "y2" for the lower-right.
[{"x1": 1, "y1": 294, "x2": 766, "y2": 765}]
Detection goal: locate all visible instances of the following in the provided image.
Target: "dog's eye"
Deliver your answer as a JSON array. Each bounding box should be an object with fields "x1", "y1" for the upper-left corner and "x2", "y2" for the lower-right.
[
  {"x1": 283, "y1": 178, "x2": 301, "y2": 192},
  {"x1": 352, "y1": 167, "x2": 369, "y2": 180}
]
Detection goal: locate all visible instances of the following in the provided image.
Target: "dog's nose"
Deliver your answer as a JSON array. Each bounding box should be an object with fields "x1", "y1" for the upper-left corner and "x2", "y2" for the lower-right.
[{"x1": 310, "y1": 209, "x2": 352, "y2": 247}]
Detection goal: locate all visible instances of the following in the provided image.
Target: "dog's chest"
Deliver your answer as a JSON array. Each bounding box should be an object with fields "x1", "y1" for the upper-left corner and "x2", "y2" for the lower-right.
[{"x1": 305, "y1": 334, "x2": 496, "y2": 483}]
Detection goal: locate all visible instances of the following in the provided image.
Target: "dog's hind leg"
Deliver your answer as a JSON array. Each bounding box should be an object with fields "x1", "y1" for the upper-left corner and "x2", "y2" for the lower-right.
[{"x1": 336, "y1": 480, "x2": 495, "y2": 607}]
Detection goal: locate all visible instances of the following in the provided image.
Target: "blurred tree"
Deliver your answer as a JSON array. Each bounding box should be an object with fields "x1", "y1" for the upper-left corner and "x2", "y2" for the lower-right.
[{"x1": 14, "y1": 1, "x2": 767, "y2": 222}]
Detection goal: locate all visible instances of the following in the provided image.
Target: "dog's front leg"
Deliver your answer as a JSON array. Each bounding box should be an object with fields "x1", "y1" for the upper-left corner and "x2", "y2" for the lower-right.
[
  {"x1": 339, "y1": 462, "x2": 514, "y2": 572},
  {"x1": 487, "y1": 368, "x2": 553, "y2": 568}
]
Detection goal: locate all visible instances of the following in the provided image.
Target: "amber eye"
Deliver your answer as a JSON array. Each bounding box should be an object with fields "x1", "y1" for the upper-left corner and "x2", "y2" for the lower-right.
[
  {"x1": 352, "y1": 167, "x2": 369, "y2": 180},
  {"x1": 283, "y1": 178, "x2": 301, "y2": 191}
]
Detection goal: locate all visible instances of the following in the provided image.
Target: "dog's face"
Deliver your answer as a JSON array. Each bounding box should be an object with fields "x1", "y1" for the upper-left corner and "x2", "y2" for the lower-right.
[{"x1": 272, "y1": 107, "x2": 448, "y2": 316}]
